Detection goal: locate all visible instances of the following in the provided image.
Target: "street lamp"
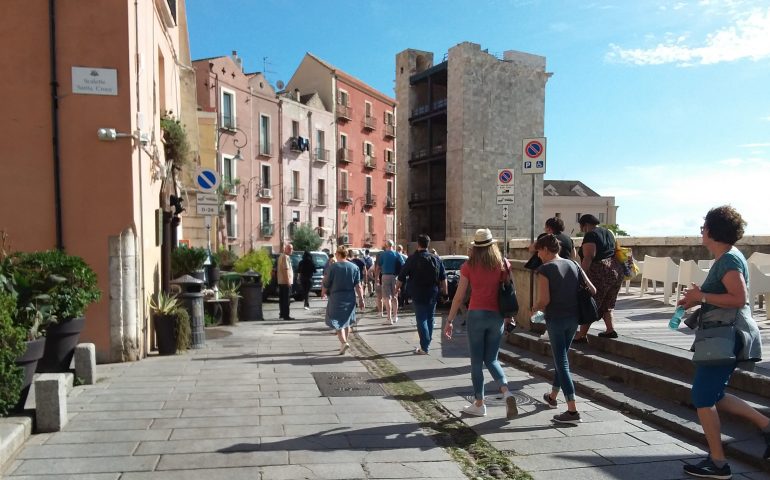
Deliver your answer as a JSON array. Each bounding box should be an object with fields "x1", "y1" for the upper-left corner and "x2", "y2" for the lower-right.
[{"x1": 217, "y1": 126, "x2": 248, "y2": 161}]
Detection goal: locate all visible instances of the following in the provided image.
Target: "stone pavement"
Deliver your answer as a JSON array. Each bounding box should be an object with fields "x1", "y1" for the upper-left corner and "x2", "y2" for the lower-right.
[{"x1": 2, "y1": 295, "x2": 769, "y2": 479}]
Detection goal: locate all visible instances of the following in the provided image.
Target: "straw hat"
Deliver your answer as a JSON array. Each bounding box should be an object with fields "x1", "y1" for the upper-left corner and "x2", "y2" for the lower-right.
[{"x1": 471, "y1": 228, "x2": 495, "y2": 247}]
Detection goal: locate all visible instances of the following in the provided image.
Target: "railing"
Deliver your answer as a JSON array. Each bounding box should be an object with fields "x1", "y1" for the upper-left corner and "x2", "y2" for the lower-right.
[
  {"x1": 337, "y1": 104, "x2": 352, "y2": 120},
  {"x1": 222, "y1": 181, "x2": 238, "y2": 196},
  {"x1": 364, "y1": 193, "x2": 376, "y2": 207},
  {"x1": 384, "y1": 123, "x2": 396, "y2": 138},
  {"x1": 364, "y1": 233, "x2": 377, "y2": 245},
  {"x1": 385, "y1": 162, "x2": 396, "y2": 175},
  {"x1": 258, "y1": 143, "x2": 273, "y2": 157},
  {"x1": 338, "y1": 234, "x2": 352, "y2": 245},
  {"x1": 410, "y1": 98, "x2": 447, "y2": 118},
  {"x1": 313, "y1": 148, "x2": 330, "y2": 163},
  {"x1": 362, "y1": 116, "x2": 377, "y2": 130},
  {"x1": 364, "y1": 155, "x2": 376, "y2": 169},
  {"x1": 384, "y1": 196, "x2": 395, "y2": 209},
  {"x1": 337, "y1": 148, "x2": 352, "y2": 163},
  {"x1": 260, "y1": 223, "x2": 274, "y2": 237},
  {"x1": 289, "y1": 188, "x2": 304, "y2": 202},
  {"x1": 316, "y1": 194, "x2": 327, "y2": 206},
  {"x1": 338, "y1": 189, "x2": 352, "y2": 203},
  {"x1": 289, "y1": 137, "x2": 303, "y2": 152}
]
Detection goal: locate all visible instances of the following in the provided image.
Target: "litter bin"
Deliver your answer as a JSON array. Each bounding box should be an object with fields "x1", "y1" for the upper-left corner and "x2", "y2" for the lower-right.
[
  {"x1": 171, "y1": 274, "x2": 205, "y2": 348},
  {"x1": 240, "y1": 270, "x2": 264, "y2": 321}
]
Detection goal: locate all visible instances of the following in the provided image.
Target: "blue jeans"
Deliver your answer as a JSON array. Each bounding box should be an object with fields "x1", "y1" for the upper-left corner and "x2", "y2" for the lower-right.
[
  {"x1": 545, "y1": 317, "x2": 578, "y2": 401},
  {"x1": 466, "y1": 309, "x2": 508, "y2": 400},
  {"x1": 413, "y1": 300, "x2": 437, "y2": 352}
]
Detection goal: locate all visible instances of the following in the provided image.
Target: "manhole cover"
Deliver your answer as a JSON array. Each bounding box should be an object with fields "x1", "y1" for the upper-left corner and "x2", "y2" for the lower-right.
[
  {"x1": 312, "y1": 372, "x2": 386, "y2": 397},
  {"x1": 459, "y1": 391, "x2": 536, "y2": 406}
]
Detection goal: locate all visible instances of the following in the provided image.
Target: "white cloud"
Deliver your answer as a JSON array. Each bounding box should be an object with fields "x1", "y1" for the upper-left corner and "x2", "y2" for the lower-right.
[
  {"x1": 739, "y1": 142, "x2": 770, "y2": 148},
  {"x1": 605, "y1": 8, "x2": 770, "y2": 66},
  {"x1": 761, "y1": 116, "x2": 770, "y2": 121}
]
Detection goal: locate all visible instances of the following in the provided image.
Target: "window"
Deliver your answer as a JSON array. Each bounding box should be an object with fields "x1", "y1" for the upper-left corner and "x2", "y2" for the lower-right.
[
  {"x1": 292, "y1": 120, "x2": 299, "y2": 138},
  {"x1": 222, "y1": 154, "x2": 236, "y2": 190},
  {"x1": 366, "y1": 214, "x2": 374, "y2": 235},
  {"x1": 260, "y1": 163, "x2": 271, "y2": 189},
  {"x1": 261, "y1": 206, "x2": 271, "y2": 224},
  {"x1": 386, "y1": 180, "x2": 393, "y2": 202},
  {"x1": 221, "y1": 88, "x2": 236, "y2": 129},
  {"x1": 259, "y1": 114, "x2": 271, "y2": 155},
  {"x1": 364, "y1": 142, "x2": 373, "y2": 157},
  {"x1": 341, "y1": 212, "x2": 349, "y2": 235},
  {"x1": 292, "y1": 170, "x2": 300, "y2": 200},
  {"x1": 385, "y1": 214, "x2": 394, "y2": 239},
  {"x1": 340, "y1": 133, "x2": 347, "y2": 149},
  {"x1": 340, "y1": 171, "x2": 348, "y2": 192},
  {"x1": 385, "y1": 149, "x2": 394, "y2": 163},
  {"x1": 317, "y1": 179, "x2": 326, "y2": 205},
  {"x1": 365, "y1": 176, "x2": 372, "y2": 196},
  {"x1": 555, "y1": 212, "x2": 561, "y2": 218},
  {"x1": 365, "y1": 101, "x2": 372, "y2": 118},
  {"x1": 384, "y1": 111, "x2": 394, "y2": 126},
  {"x1": 224, "y1": 202, "x2": 237, "y2": 238},
  {"x1": 318, "y1": 216, "x2": 324, "y2": 228},
  {"x1": 337, "y1": 90, "x2": 349, "y2": 106},
  {"x1": 316, "y1": 129, "x2": 325, "y2": 149},
  {"x1": 292, "y1": 211, "x2": 300, "y2": 223}
]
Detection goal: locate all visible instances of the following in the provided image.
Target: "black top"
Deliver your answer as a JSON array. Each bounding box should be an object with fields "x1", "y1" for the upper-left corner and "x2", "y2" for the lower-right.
[
  {"x1": 534, "y1": 232, "x2": 574, "y2": 260},
  {"x1": 580, "y1": 226, "x2": 615, "y2": 261}
]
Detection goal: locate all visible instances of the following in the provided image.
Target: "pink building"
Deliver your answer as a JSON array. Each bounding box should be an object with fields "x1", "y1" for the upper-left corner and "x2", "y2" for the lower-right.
[{"x1": 286, "y1": 54, "x2": 397, "y2": 249}]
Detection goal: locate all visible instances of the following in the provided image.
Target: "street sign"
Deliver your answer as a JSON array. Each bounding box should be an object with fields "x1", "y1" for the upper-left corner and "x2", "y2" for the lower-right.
[
  {"x1": 196, "y1": 193, "x2": 218, "y2": 205},
  {"x1": 497, "y1": 169, "x2": 514, "y2": 186},
  {"x1": 496, "y1": 196, "x2": 515, "y2": 205},
  {"x1": 497, "y1": 168, "x2": 515, "y2": 203},
  {"x1": 195, "y1": 168, "x2": 220, "y2": 193},
  {"x1": 196, "y1": 204, "x2": 217, "y2": 216},
  {"x1": 522, "y1": 137, "x2": 547, "y2": 174},
  {"x1": 497, "y1": 185, "x2": 514, "y2": 196},
  {"x1": 502, "y1": 205, "x2": 509, "y2": 220}
]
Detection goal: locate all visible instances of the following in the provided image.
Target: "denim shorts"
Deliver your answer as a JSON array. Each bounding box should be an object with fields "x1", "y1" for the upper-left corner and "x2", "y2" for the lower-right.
[{"x1": 691, "y1": 363, "x2": 737, "y2": 408}]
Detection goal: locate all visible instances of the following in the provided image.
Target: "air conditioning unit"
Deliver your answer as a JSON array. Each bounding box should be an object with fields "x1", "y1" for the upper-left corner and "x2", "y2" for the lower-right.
[
  {"x1": 338, "y1": 235, "x2": 350, "y2": 245},
  {"x1": 259, "y1": 188, "x2": 272, "y2": 198},
  {"x1": 385, "y1": 163, "x2": 396, "y2": 174}
]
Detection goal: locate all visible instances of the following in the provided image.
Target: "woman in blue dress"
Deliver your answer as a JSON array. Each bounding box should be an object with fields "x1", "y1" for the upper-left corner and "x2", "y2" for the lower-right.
[{"x1": 324, "y1": 246, "x2": 365, "y2": 354}]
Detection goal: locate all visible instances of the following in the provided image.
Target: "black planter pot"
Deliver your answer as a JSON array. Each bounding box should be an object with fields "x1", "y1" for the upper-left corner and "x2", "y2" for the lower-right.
[
  {"x1": 153, "y1": 314, "x2": 177, "y2": 355},
  {"x1": 191, "y1": 270, "x2": 206, "y2": 283},
  {"x1": 222, "y1": 297, "x2": 239, "y2": 325},
  {"x1": 37, "y1": 316, "x2": 85, "y2": 373},
  {"x1": 206, "y1": 265, "x2": 220, "y2": 288},
  {"x1": 14, "y1": 338, "x2": 46, "y2": 411}
]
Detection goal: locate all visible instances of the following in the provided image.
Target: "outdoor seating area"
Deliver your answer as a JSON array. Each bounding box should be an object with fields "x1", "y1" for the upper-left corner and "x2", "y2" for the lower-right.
[{"x1": 639, "y1": 255, "x2": 679, "y2": 305}]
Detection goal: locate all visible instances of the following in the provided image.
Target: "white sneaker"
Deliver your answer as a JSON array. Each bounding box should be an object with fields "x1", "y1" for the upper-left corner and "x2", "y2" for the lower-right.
[
  {"x1": 393, "y1": 317, "x2": 399, "y2": 324},
  {"x1": 304, "y1": 306, "x2": 310, "y2": 310},
  {"x1": 339, "y1": 343, "x2": 350, "y2": 355},
  {"x1": 461, "y1": 403, "x2": 487, "y2": 417}
]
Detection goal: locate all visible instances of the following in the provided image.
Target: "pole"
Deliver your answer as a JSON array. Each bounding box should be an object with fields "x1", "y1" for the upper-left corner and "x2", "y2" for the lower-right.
[{"x1": 529, "y1": 175, "x2": 535, "y2": 309}]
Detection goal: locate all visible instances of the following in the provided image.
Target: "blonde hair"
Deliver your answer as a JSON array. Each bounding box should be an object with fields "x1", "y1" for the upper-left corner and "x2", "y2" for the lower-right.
[
  {"x1": 335, "y1": 245, "x2": 348, "y2": 258},
  {"x1": 468, "y1": 243, "x2": 503, "y2": 271}
]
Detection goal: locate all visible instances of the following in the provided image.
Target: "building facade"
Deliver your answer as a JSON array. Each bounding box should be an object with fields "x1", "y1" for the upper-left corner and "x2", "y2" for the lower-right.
[
  {"x1": 0, "y1": 0, "x2": 197, "y2": 362},
  {"x1": 395, "y1": 42, "x2": 550, "y2": 254},
  {"x1": 542, "y1": 180, "x2": 618, "y2": 236},
  {"x1": 286, "y1": 53, "x2": 397, "y2": 250}
]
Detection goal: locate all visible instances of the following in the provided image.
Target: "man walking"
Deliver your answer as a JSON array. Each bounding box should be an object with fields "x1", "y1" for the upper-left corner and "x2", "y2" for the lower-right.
[
  {"x1": 374, "y1": 239, "x2": 404, "y2": 325},
  {"x1": 396, "y1": 235, "x2": 447, "y2": 354},
  {"x1": 278, "y1": 243, "x2": 295, "y2": 320}
]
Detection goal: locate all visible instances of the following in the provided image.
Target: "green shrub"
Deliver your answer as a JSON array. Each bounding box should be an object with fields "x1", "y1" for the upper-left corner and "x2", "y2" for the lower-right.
[
  {"x1": 291, "y1": 223, "x2": 323, "y2": 252},
  {"x1": 160, "y1": 111, "x2": 190, "y2": 168},
  {"x1": 214, "y1": 248, "x2": 239, "y2": 270},
  {"x1": 233, "y1": 249, "x2": 272, "y2": 284},
  {"x1": 171, "y1": 246, "x2": 208, "y2": 278},
  {"x1": 174, "y1": 307, "x2": 191, "y2": 352},
  {"x1": 0, "y1": 291, "x2": 25, "y2": 416}
]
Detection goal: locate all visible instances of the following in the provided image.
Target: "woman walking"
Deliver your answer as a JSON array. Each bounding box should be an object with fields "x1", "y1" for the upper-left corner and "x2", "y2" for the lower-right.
[
  {"x1": 573, "y1": 214, "x2": 624, "y2": 342},
  {"x1": 678, "y1": 205, "x2": 767, "y2": 479},
  {"x1": 444, "y1": 228, "x2": 518, "y2": 419},
  {"x1": 533, "y1": 234, "x2": 596, "y2": 424},
  {"x1": 323, "y1": 246, "x2": 365, "y2": 354},
  {"x1": 297, "y1": 251, "x2": 315, "y2": 310}
]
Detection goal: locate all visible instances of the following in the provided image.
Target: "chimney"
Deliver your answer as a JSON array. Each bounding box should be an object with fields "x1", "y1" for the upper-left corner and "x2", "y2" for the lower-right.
[
  {"x1": 231, "y1": 50, "x2": 243, "y2": 72},
  {"x1": 294, "y1": 88, "x2": 300, "y2": 101}
]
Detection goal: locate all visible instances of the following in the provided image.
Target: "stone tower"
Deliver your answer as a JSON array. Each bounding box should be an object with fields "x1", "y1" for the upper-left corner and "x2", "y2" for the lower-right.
[{"x1": 395, "y1": 42, "x2": 550, "y2": 254}]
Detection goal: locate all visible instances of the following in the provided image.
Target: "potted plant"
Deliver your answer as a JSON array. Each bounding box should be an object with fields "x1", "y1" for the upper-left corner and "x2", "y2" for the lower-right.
[
  {"x1": 206, "y1": 251, "x2": 220, "y2": 289},
  {"x1": 217, "y1": 278, "x2": 241, "y2": 326},
  {"x1": 160, "y1": 111, "x2": 190, "y2": 169},
  {"x1": 0, "y1": 290, "x2": 26, "y2": 415},
  {"x1": 216, "y1": 248, "x2": 239, "y2": 271},
  {"x1": 233, "y1": 249, "x2": 272, "y2": 322},
  {"x1": 9, "y1": 250, "x2": 101, "y2": 373},
  {"x1": 171, "y1": 245, "x2": 208, "y2": 281},
  {"x1": 149, "y1": 292, "x2": 185, "y2": 355}
]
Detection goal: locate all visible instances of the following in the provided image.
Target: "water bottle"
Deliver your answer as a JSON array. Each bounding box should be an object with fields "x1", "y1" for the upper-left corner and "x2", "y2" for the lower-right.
[
  {"x1": 530, "y1": 311, "x2": 545, "y2": 324},
  {"x1": 669, "y1": 306, "x2": 686, "y2": 330}
]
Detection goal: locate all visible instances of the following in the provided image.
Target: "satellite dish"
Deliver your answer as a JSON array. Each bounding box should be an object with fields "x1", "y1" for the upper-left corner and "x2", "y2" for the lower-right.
[{"x1": 276, "y1": 80, "x2": 285, "y2": 90}]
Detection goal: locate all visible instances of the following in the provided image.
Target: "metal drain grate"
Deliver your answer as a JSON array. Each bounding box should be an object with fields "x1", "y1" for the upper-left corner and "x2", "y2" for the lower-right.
[
  {"x1": 460, "y1": 391, "x2": 536, "y2": 406},
  {"x1": 312, "y1": 372, "x2": 387, "y2": 397}
]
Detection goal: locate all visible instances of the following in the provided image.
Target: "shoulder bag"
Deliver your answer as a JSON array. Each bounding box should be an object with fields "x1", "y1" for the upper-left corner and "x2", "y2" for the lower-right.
[
  {"x1": 498, "y1": 260, "x2": 519, "y2": 317},
  {"x1": 690, "y1": 307, "x2": 737, "y2": 367},
  {"x1": 574, "y1": 261, "x2": 600, "y2": 325}
]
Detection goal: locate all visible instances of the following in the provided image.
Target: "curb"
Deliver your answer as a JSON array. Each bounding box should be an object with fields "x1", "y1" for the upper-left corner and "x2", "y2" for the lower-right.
[{"x1": 0, "y1": 416, "x2": 32, "y2": 472}]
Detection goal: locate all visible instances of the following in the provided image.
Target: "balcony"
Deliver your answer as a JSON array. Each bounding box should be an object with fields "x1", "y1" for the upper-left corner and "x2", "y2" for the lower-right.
[
  {"x1": 384, "y1": 123, "x2": 396, "y2": 138},
  {"x1": 364, "y1": 193, "x2": 376, "y2": 207},
  {"x1": 257, "y1": 186, "x2": 272, "y2": 199},
  {"x1": 364, "y1": 233, "x2": 377, "y2": 246},
  {"x1": 337, "y1": 148, "x2": 352, "y2": 163},
  {"x1": 385, "y1": 162, "x2": 396, "y2": 175},
  {"x1": 260, "y1": 223, "x2": 274, "y2": 237},
  {"x1": 364, "y1": 155, "x2": 376, "y2": 169},
  {"x1": 338, "y1": 189, "x2": 352, "y2": 204},
  {"x1": 289, "y1": 188, "x2": 304, "y2": 202},
  {"x1": 289, "y1": 137, "x2": 303, "y2": 153},
  {"x1": 258, "y1": 143, "x2": 274, "y2": 157},
  {"x1": 337, "y1": 104, "x2": 352, "y2": 121},
  {"x1": 362, "y1": 115, "x2": 377, "y2": 131},
  {"x1": 312, "y1": 148, "x2": 330, "y2": 163},
  {"x1": 410, "y1": 98, "x2": 447, "y2": 119},
  {"x1": 384, "y1": 196, "x2": 395, "y2": 209},
  {"x1": 222, "y1": 180, "x2": 238, "y2": 196},
  {"x1": 338, "y1": 233, "x2": 352, "y2": 246},
  {"x1": 316, "y1": 194, "x2": 327, "y2": 207}
]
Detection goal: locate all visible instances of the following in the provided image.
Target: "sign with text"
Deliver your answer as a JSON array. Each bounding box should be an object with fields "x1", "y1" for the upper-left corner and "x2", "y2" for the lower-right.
[
  {"x1": 196, "y1": 193, "x2": 218, "y2": 205},
  {"x1": 72, "y1": 67, "x2": 118, "y2": 96},
  {"x1": 196, "y1": 204, "x2": 218, "y2": 216}
]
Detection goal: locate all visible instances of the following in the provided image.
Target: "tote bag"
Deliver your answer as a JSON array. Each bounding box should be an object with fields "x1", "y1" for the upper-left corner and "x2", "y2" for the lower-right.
[
  {"x1": 498, "y1": 260, "x2": 519, "y2": 317},
  {"x1": 575, "y1": 262, "x2": 599, "y2": 325}
]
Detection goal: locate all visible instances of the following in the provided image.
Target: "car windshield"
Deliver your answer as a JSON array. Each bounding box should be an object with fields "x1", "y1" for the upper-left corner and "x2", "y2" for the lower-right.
[{"x1": 442, "y1": 258, "x2": 467, "y2": 271}]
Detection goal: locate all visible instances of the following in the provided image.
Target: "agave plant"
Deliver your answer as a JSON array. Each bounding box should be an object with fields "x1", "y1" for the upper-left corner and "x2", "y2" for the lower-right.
[
  {"x1": 217, "y1": 279, "x2": 242, "y2": 300},
  {"x1": 149, "y1": 291, "x2": 181, "y2": 316}
]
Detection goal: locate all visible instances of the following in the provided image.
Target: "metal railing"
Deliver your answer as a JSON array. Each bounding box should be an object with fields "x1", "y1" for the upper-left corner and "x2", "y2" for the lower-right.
[
  {"x1": 364, "y1": 155, "x2": 376, "y2": 169},
  {"x1": 337, "y1": 148, "x2": 352, "y2": 163},
  {"x1": 260, "y1": 223, "x2": 274, "y2": 237},
  {"x1": 338, "y1": 189, "x2": 352, "y2": 203},
  {"x1": 385, "y1": 196, "x2": 395, "y2": 209},
  {"x1": 313, "y1": 148, "x2": 330, "y2": 163},
  {"x1": 364, "y1": 193, "x2": 377, "y2": 206},
  {"x1": 289, "y1": 188, "x2": 304, "y2": 202},
  {"x1": 362, "y1": 116, "x2": 377, "y2": 130},
  {"x1": 384, "y1": 123, "x2": 396, "y2": 137},
  {"x1": 337, "y1": 104, "x2": 352, "y2": 120},
  {"x1": 316, "y1": 194, "x2": 327, "y2": 206},
  {"x1": 364, "y1": 233, "x2": 377, "y2": 245}
]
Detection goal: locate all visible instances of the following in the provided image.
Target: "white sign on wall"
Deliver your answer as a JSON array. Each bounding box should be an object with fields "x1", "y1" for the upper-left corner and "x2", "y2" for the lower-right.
[{"x1": 72, "y1": 67, "x2": 118, "y2": 96}]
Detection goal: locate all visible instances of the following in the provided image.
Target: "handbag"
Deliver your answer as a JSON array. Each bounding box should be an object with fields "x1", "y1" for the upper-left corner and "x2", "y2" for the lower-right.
[
  {"x1": 690, "y1": 307, "x2": 738, "y2": 366},
  {"x1": 574, "y1": 262, "x2": 599, "y2": 325},
  {"x1": 498, "y1": 260, "x2": 519, "y2": 317}
]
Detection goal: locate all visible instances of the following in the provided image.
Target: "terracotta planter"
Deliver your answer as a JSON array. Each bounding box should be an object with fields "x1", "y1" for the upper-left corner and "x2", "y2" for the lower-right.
[
  {"x1": 14, "y1": 338, "x2": 46, "y2": 411},
  {"x1": 37, "y1": 316, "x2": 85, "y2": 373},
  {"x1": 153, "y1": 314, "x2": 177, "y2": 355}
]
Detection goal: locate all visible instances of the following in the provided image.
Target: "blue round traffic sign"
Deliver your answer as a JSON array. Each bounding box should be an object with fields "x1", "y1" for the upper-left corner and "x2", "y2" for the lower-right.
[
  {"x1": 498, "y1": 170, "x2": 513, "y2": 184},
  {"x1": 195, "y1": 168, "x2": 220, "y2": 192},
  {"x1": 525, "y1": 141, "x2": 543, "y2": 159}
]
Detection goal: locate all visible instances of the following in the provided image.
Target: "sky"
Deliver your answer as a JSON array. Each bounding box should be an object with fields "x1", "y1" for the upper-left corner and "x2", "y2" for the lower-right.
[{"x1": 186, "y1": 0, "x2": 770, "y2": 237}]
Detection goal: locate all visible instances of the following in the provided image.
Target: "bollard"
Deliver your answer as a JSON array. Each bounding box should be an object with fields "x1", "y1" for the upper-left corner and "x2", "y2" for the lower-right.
[
  {"x1": 34, "y1": 374, "x2": 68, "y2": 432},
  {"x1": 74, "y1": 343, "x2": 96, "y2": 385}
]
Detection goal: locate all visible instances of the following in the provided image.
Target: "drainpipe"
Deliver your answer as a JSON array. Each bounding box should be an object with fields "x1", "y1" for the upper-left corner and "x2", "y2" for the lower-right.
[
  {"x1": 134, "y1": 0, "x2": 149, "y2": 356},
  {"x1": 48, "y1": 0, "x2": 63, "y2": 250},
  {"x1": 307, "y1": 111, "x2": 313, "y2": 228},
  {"x1": 278, "y1": 98, "x2": 284, "y2": 249},
  {"x1": 332, "y1": 73, "x2": 339, "y2": 248}
]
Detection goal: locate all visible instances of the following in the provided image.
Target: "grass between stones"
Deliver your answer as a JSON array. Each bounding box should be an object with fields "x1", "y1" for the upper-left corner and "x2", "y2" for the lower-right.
[{"x1": 349, "y1": 333, "x2": 532, "y2": 480}]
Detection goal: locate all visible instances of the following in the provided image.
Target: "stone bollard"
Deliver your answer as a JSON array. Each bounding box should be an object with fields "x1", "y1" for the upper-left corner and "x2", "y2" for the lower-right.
[
  {"x1": 34, "y1": 374, "x2": 68, "y2": 433},
  {"x1": 74, "y1": 343, "x2": 96, "y2": 385}
]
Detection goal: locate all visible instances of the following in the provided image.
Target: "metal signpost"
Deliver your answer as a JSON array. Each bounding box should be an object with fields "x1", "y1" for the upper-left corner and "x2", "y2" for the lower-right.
[
  {"x1": 195, "y1": 168, "x2": 220, "y2": 252},
  {"x1": 497, "y1": 169, "x2": 515, "y2": 255},
  {"x1": 522, "y1": 137, "x2": 547, "y2": 307}
]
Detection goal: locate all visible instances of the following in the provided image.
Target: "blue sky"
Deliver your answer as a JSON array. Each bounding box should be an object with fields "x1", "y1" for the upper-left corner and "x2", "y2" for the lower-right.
[{"x1": 186, "y1": 0, "x2": 770, "y2": 236}]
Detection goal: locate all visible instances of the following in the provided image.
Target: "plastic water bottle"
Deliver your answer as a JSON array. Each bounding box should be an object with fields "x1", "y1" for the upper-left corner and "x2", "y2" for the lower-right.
[
  {"x1": 530, "y1": 311, "x2": 546, "y2": 324},
  {"x1": 669, "y1": 306, "x2": 686, "y2": 330}
]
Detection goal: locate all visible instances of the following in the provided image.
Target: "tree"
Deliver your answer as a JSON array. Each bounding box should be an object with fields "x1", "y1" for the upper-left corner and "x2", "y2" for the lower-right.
[
  {"x1": 291, "y1": 223, "x2": 323, "y2": 252},
  {"x1": 603, "y1": 224, "x2": 629, "y2": 236}
]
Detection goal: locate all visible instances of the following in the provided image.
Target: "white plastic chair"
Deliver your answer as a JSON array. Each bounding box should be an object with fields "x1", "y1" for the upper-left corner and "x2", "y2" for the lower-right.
[
  {"x1": 748, "y1": 262, "x2": 770, "y2": 319},
  {"x1": 640, "y1": 255, "x2": 679, "y2": 305},
  {"x1": 676, "y1": 260, "x2": 708, "y2": 304},
  {"x1": 697, "y1": 259, "x2": 714, "y2": 270}
]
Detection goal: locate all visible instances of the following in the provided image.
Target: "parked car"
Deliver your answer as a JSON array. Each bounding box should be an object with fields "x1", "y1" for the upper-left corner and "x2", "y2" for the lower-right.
[
  {"x1": 294, "y1": 250, "x2": 329, "y2": 297},
  {"x1": 440, "y1": 254, "x2": 469, "y2": 304},
  {"x1": 262, "y1": 251, "x2": 329, "y2": 301}
]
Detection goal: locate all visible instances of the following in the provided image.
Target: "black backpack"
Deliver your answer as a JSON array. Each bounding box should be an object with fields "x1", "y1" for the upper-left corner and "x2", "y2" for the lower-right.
[{"x1": 412, "y1": 253, "x2": 440, "y2": 288}]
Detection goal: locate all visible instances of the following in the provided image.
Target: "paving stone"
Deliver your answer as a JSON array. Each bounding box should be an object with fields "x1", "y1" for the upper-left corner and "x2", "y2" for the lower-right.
[
  {"x1": 528, "y1": 459, "x2": 688, "y2": 480},
  {"x1": 168, "y1": 424, "x2": 284, "y2": 440},
  {"x1": 259, "y1": 463, "x2": 367, "y2": 480},
  {"x1": 554, "y1": 419, "x2": 645, "y2": 437},
  {"x1": 5, "y1": 475, "x2": 120, "y2": 480},
  {"x1": 150, "y1": 415, "x2": 261, "y2": 430},
  {"x1": 493, "y1": 432, "x2": 645, "y2": 455},
  {"x1": 46, "y1": 430, "x2": 171, "y2": 444},
  {"x1": 10, "y1": 455, "x2": 158, "y2": 475},
  {"x1": 120, "y1": 467, "x2": 267, "y2": 480},
  {"x1": 69, "y1": 402, "x2": 165, "y2": 412},
  {"x1": 71, "y1": 410, "x2": 182, "y2": 420},
  {"x1": 508, "y1": 450, "x2": 614, "y2": 471},
  {"x1": 16, "y1": 442, "x2": 138, "y2": 459},
  {"x1": 161, "y1": 399, "x2": 261, "y2": 409},
  {"x1": 260, "y1": 414, "x2": 339, "y2": 425},
  {"x1": 259, "y1": 397, "x2": 330, "y2": 407},
  {"x1": 135, "y1": 437, "x2": 262, "y2": 455},
  {"x1": 64, "y1": 419, "x2": 154, "y2": 431},
  {"x1": 179, "y1": 406, "x2": 279, "y2": 417},
  {"x1": 364, "y1": 460, "x2": 466, "y2": 479},
  {"x1": 155, "y1": 451, "x2": 287, "y2": 470}
]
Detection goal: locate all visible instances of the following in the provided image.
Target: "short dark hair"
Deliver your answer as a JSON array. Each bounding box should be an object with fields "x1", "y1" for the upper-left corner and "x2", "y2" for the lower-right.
[
  {"x1": 545, "y1": 217, "x2": 565, "y2": 234},
  {"x1": 534, "y1": 233, "x2": 561, "y2": 254},
  {"x1": 578, "y1": 214, "x2": 600, "y2": 226},
  {"x1": 704, "y1": 205, "x2": 745, "y2": 245},
  {"x1": 364, "y1": 249, "x2": 369, "y2": 255},
  {"x1": 417, "y1": 234, "x2": 431, "y2": 248}
]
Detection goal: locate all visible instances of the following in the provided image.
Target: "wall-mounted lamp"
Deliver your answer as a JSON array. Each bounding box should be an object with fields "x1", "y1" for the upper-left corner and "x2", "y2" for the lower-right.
[{"x1": 97, "y1": 128, "x2": 149, "y2": 145}]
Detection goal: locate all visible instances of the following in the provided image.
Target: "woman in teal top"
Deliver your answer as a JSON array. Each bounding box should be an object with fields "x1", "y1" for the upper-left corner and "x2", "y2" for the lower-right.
[{"x1": 677, "y1": 205, "x2": 768, "y2": 479}]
